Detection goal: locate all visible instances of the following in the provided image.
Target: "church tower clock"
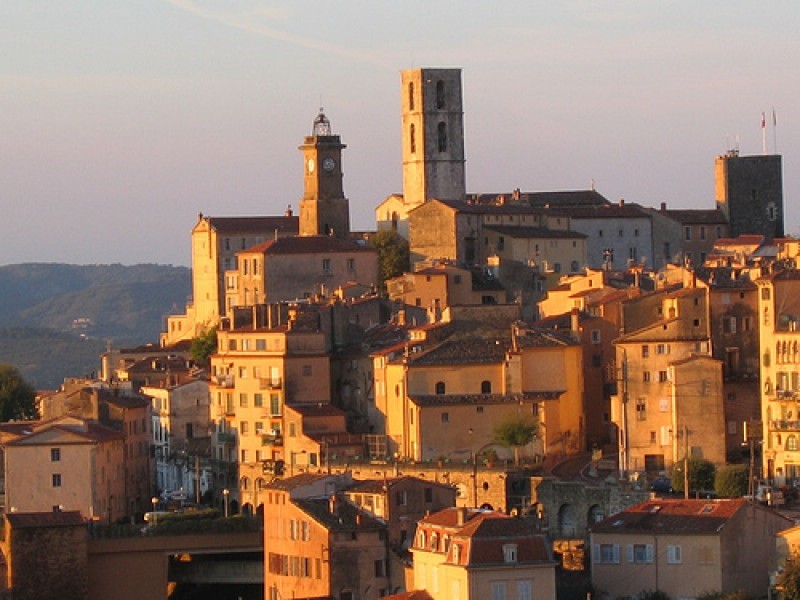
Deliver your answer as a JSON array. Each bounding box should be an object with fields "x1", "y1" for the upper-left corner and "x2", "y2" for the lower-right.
[{"x1": 298, "y1": 110, "x2": 350, "y2": 239}]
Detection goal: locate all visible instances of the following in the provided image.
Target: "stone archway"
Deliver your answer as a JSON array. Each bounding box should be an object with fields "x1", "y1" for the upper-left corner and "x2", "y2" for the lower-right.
[{"x1": 558, "y1": 503, "x2": 577, "y2": 538}]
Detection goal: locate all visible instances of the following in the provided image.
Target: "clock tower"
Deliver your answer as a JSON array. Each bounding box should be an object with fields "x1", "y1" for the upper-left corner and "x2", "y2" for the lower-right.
[{"x1": 299, "y1": 110, "x2": 350, "y2": 239}]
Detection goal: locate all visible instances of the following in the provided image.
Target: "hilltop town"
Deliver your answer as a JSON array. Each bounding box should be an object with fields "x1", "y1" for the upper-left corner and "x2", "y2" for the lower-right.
[{"x1": 1, "y1": 68, "x2": 799, "y2": 600}]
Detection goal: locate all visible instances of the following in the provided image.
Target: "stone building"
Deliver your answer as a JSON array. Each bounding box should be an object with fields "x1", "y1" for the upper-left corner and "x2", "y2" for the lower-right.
[{"x1": 715, "y1": 151, "x2": 784, "y2": 241}]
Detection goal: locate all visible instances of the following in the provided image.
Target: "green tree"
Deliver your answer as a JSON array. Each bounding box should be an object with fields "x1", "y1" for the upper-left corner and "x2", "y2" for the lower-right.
[
  {"x1": 493, "y1": 415, "x2": 538, "y2": 466},
  {"x1": 369, "y1": 229, "x2": 410, "y2": 293},
  {"x1": 0, "y1": 364, "x2": 37, "y2": 421},
  {"x1": 671, "y1": 458, "x2": 716, "y2": 494},
  {"x1": 189, "y1": 327, "x2": 218, "y2": 365},
  {"x1": 779, "y1": 557, "x2": 800, "y2": 600},
  {"x1": 714, "y1": 464, "x2": 749, "y2": 498}
]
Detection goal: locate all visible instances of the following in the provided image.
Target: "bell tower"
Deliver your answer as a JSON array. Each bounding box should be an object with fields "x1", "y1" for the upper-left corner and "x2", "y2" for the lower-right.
[
  {"x1": 401, "y1": 68, "x2": 466, "y2": 210},
  {"x1": 299, "y1": 110, "x2": 350, "y2": 238}
]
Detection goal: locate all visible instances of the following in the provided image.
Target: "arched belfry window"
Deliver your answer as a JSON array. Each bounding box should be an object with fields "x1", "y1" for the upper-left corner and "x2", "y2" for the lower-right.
[
  {"x1": 410, "y1": 123, "x2": 416, "y2": 154},
  {"x1": 436, "y1": 80, "x2": 445, "y2": 109},
  {"x1": 408, "y1": 82, "x2": 415, "y2": 111},
  {"x1": 437, "y1": 122, "x2": 447, "y2": 153}
]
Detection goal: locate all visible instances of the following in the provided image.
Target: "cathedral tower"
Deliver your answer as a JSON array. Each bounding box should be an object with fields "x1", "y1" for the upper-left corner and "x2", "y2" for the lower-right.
[
  {"x1": 299, "y1": 110, "x2": 350, "y2": 238},
  {"x1": 401, "y1": 68, "x2": 466, "y2": 209}
]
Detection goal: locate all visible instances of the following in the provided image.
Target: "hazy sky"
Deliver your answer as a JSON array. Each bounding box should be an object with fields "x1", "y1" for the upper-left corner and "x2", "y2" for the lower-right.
[{"x1": 2, "y1": 1, "x2": 798, "y2": 266}]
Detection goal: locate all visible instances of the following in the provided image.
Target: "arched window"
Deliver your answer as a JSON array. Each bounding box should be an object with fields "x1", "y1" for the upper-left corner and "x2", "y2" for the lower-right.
[
  {"x1": 409, "y1": 123, "x2": 416, "y2": 154},
  {"x1": 481, "y1": 381, "x2": 492, "y2": 394},
  {"x1": 435, "y1": 381, "x2": 446, "y2": 395},
  {"x1": 240, "y1": 476, "x2": 250, "y2": 491},
  {"x1": 408, "y1": 81, "x2": 415, "y2": 110},
  {"x1": 436, "y1": 80, "x2": 445, "y2": 109},
  {"x1": 437, "y1": 122, "x2": 447, "y2": 152}
]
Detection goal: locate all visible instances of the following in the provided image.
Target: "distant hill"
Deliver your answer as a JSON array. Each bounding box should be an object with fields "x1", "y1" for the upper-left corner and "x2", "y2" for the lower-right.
[{"x1": 0, "y1": 263, "x2": 191, "y2": 389}]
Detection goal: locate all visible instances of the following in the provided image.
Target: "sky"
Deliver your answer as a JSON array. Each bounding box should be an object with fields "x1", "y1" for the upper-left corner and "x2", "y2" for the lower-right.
[{"x1": 2, "y1": 1, "x2": 798, "y2": 267}]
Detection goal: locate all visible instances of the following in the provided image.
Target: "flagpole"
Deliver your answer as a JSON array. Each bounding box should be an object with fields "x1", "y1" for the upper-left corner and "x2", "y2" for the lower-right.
[{"x1": 772, "y1": 108, "x2": 778, "y2": 154}]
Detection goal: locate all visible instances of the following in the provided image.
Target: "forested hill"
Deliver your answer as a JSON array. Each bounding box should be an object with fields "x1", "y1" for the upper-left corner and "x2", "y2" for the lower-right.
[{"x1": 0, "y1": 263, "x2": 191, "y2": 389}]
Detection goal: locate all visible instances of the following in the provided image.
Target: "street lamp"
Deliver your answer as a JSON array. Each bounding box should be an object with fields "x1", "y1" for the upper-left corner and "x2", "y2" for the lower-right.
[
  {"x1": 151, "y1": 497, "x2": 159, "y2": 526},
  {"x1": 223, "y1": 488, "x2": 230, "y2": 518}
]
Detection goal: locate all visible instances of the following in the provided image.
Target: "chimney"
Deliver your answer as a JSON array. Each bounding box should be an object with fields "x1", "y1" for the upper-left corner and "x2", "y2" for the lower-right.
[
  {"x1": 618, "y1": 199, "x2": 625, "y2": 207},
  {"x1": 285, "y1": 205, "x2": 293, "y2": 217},
  {"x1": 660, "y1": 202, "x2": 667, "y2": 212},
  {"x1": 570, "y1": 308, "x2": 581, "y2": 341},
  {"x1": 397, "y1": 309, "x2": 406, "y2": 326},
  {"x1": 456, "y1": 507, "x2": 468, "y2": 526},
  {"x1": 328, "y1": 495, "x2": 337, "y2": 515}
]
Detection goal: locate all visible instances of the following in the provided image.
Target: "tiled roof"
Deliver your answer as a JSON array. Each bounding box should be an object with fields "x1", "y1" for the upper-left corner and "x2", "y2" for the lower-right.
[
  {"x1": 5, "y1": 419, "x2": 125, "y2": 445},
  {"x1": 348, "y1": 476, "x2": 453, "y2": 495},
  {"x1": 204, "y1": 215, "x2": 299, "y2": 235},
  {"x1": 544, "y1": 203, "x2": 650, "y2": 219},
  {"x1": 590, "y1": 499, "x2": 782, "y2": 535},
  {"x1": 97, "y1": 390, "x2": 150, "y2": 409},
  {"x1": 514, "y1": 328, "x2": 579, "y2": 348},
  {"x1": 244, "y1": 236, "x2": 375, "y2": 255},
  {"x1": 407, "y1": 338, "x2": 510, "y2": 366},
  {"x1": 295, "y1": 497, "x2": 385, "y2": 532},
  {"x1": 264, "y1": 473, "x2": 341, "y2": 492},
  {"x1": 5, "y1": 511, "x2": 85, "y2": 529},
  {"x1": 410, "y1": 391, "x2": 562, "y2": 407},
  {"x1": 483, "y1": 225, "x2": 587, "y2": 239},
  {"x1": 660, "y1": 209, "x2": 728, "y2": 225},
  {"x1": 468, "y1": 190, "x2": 610, "y2": 208},
  {"x1": 287, "y1": 403, "x2": 346, "y2": 418}
]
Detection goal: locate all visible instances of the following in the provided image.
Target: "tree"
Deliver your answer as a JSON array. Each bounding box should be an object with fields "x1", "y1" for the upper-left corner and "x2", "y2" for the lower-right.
[
  {"x1": 714, "y1": 464, "x2": 749, "y2": 498},
  {"x1": 0, "y1": 364, "x2": 37, "y2": 421},
  {"x1": 779, "y1": 557, "x2": 800, "y2": 600},
  {"x1": 493, "y1": 415, "x2": 538, "y2": 466},
  {"x1": 671, "y1": 458, "x2": 716, "y2": 495},
  {"x1": 189, "y1": 327, "x2": 218, "y2": 366},
  {"x1": 369, "y1": 229, "x2": 410, "y2": 293}
]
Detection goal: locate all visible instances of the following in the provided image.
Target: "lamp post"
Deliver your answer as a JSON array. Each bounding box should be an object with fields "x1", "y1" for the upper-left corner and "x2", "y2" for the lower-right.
[
  {"x1": 151, "y1": 497, "x2": 159, "y2": 526},
  {"x1": 223, "y1": 488, "x2": 230, "y2": 518}
]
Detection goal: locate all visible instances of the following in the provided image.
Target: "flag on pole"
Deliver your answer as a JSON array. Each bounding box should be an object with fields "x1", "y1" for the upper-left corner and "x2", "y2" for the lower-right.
[{"x1": 762, "y1": 112, "x2": 766, "y2": 129}]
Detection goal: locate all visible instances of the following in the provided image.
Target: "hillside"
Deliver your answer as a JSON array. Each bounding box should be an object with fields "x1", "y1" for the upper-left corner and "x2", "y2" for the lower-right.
[{"x1": 0, "y1": 263, "x2": 191, "y2": 389}]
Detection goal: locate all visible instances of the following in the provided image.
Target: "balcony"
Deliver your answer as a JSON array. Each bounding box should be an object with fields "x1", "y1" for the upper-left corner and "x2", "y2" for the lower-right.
[
  {"x1": 217, "y1": 432, "x2": 236, "y2": 444},
  {"x1": 215, "y1": 374, "x2": 235, "y2": 388},
  {"x1": 262, "y1": 433, "x2": 283, "y2": 447},
  {"x1": 259, "y1": 377, "x2": 282, "y2": 390},
  {"x1": 771, "y1": 420, "x2": 800, "y2": 432}
]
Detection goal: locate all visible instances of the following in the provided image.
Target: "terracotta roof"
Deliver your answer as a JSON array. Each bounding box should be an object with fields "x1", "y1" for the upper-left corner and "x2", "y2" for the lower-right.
[
  {"x1": 590, "y1": 499, "x2": 785, "y2": 535},
  {"x1": 514, "y1": 328, "x2": 579, "y2": 348},
  {"x1": 483, "y1": 225, "x2": 587, "y2": 239},
  {"x1": 295, "y1": 497, "x2": 385, "y2": 532},
  {"x1": 4, "y1": 511, "x2": 85, "y2": 529},
  {"x1": 348, "y1": 476, "x2": 453, "y2": 495},
  {"x1": 5, "y1": 420, "x2": 125, "y2": 445},
  {"x1": 407, "y1": 338, "x2": 510, "y2": 366},
  {"x1": 410, "y1": 392, "x2": 561, "y2": 407},
  {"x1": 544, "y1": 203, "x2": 650, "y2": 219},
  {"x1": 286, "y1": 403, "x2": 346, "y2": 418},
  {"x1": 203, "y1": 215, "x2": 298, "y2": 235},
  {"x1": 264, "y1": 473, "x2": 342, "y2": 492},
  {"x1": 244, "y1": 236, "x2": 375, "y2": 255},
  {"x1": 468, "y1": 190, "x2": 610, "y2": 208},
  {"x1": 714, "y1": 235, "x2": 765, "y2": 247}
]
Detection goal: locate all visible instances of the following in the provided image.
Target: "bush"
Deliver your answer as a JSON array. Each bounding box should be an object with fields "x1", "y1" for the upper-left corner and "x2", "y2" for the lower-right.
[
  {"x1": 671, "y1": 458, "x2": 716, "y2": 494},
  {"x1": 715, "y1": 465, "x2": 749, "y2": 498}
]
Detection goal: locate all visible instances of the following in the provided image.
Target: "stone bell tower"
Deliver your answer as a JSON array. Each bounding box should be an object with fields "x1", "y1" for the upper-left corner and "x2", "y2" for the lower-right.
[{"x1": 299, "y1": 110, "x2": 350, "y2": 238}]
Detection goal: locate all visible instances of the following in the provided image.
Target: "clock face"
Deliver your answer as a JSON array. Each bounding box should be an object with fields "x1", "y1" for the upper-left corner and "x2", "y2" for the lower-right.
[{"x1": 322, "y1": 157, "x2": 336, "y2": 172}]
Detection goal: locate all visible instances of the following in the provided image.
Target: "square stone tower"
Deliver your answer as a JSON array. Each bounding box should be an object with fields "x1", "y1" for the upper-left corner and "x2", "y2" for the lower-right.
[
  {"x1": 401, "y1": 68, "x2": 466, "y2": 209},
  {"x1": 715, "y1": 152, "x2": 784, "y2": 240}
]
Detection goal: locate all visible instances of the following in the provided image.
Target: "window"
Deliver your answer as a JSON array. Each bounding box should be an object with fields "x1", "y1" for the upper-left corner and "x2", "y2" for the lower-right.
[
  {"x1": 435, "y1": 381, "x2": 446, "y2": 395},
  {"x1": 424, "y1": 487, "x2": 433, "y2": 503},
  {"x1": 571, "y1": 260, "x2": 580, "y2": 272},
  {"x1": 347, "y1": 258, "x2": 355, "y2": 271},
  {"x1": 590, "y1": 330, "x2": 601, "y2": 344},
  {"x1": 642, "y1": 345, "x2": 649, "y2": 358},
  {"x1": 594, "y1": 543, "x2": 620, "y2": 564},
  {"x1": 700, "y1": 226, "x2": 706, "y2": 240},
  {"x1": 441, "y1": 412, "x2": 449, "y2": 424},
  {"x1": 408, "y1": 81, "x2": 414, "y2": 110},
  {"x1": 52, "y1": 473, "x2": 62, "y2": 487},
  {"x1": 628, "y1": 543, "x2": 654, "y2": 563},
  {"x1": 762, "y1": 287, "x2": 771, "y2": 300},
  {"x1": 491, "y1": 581, "x2": 507, "y2": 600},
  {"x1": 684, "y1": 226, "x2": 691, "y2": 241},
  {"x1": 518, "y1": 581, "x2": 533, "y2": 600},
  {"x1": 51, "y1": 448, "x2": 61, "y2": 462},
  {"x1": 503, "y1": 544, "x2": 518, "y2": 563},
  {"x1": 302, "y1": 365, "x2": 312, "y2": 377},
  {"x1": 722, "y1": 316, "x2": 737, "y2": 334},
  {"x1": 396, "y1": 490, "x2": 408, "y2": 506},
  {"x1": 239, "y1": 393, "x2": 248, "y2": 407},
  {"x1": 481, "y1": 380, "x2": 492, "y2": 393},
  {"x1": 667, "y1": 544, "x2": 682, "y2": 564},
  {"x1": 270, "y1": 394, "x2": 281, "y2": 416},
  {"x1": 636, "y1": 398, "x2": 646, "y2": 420},
  {"x1": 254, "y1": 393, "x2": 264, "y2": 407},
  {"x1": 374, "y1": 559, "x2": 386, "y2": 577},
  {"x1": 658, "y1": 371, "x2": 668, "y2": 383},
  {"x1": 240, "y1": 421, "x2": 249, "y2": 435},
  {"x1": 643, "y1": 371, "x2": 651, "y2": 383},
  {"x1": 322, "y1": 258, "x2": 331, "y2": 273},
  {"x1": 435, "y1": 80, "x2": 445, "y2": 109},
  {"x1": 656, "y1": 343, "x2": 668, "y2": 355},
  {"x1": 787, "y1": 436, "x2": 798, "y2": 451},
  {"x1": 437, "y1": 122, "x2": 447, "y2": 152}
]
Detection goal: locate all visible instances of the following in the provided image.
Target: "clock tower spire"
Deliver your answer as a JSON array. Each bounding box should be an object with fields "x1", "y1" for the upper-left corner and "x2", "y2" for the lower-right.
[{"x1": 299, "y1": 109, "x2": 350, "y2": 238}]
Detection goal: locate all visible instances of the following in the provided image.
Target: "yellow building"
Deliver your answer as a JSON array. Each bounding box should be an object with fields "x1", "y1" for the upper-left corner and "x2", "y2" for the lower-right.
[
  {"x1": 209, "y1": 308, "x2": 331, "y2": 512},
  {"x1": 757, "y1": 268, "x2": 800, "y2": 484},
  {"x1": 407, "y1": 507, "x2": 556, "y2": 600},
  {"x1": 2, "y1": 417, "x2": 125, "y2": 522},
  {"x1": 590, "y1": 499, "x2": 791, "y2": 600}
]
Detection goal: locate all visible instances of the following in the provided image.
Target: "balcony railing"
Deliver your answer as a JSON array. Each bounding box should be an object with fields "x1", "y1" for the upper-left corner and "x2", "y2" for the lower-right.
[
  {"x1": 215, "y1": 375, "x2": 235, "y2": 388},
  {"x1": 262, "y1": 434, "x2": 283, "y2": 447},
  {"x1": 217, "y1": 432, "x2": 236, "y2": 444},
  {"x1": 770, "y1": 420, "x2": 800, "y2": 432},
  {"x1": 258, "y1": 377, "x2": 282, "y2": 390}
]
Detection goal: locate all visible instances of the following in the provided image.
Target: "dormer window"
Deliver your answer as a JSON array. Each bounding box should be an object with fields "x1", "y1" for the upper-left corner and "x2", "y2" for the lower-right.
[{"x1": 503, "y1": 543, "x2": 518, "y2": 563}]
